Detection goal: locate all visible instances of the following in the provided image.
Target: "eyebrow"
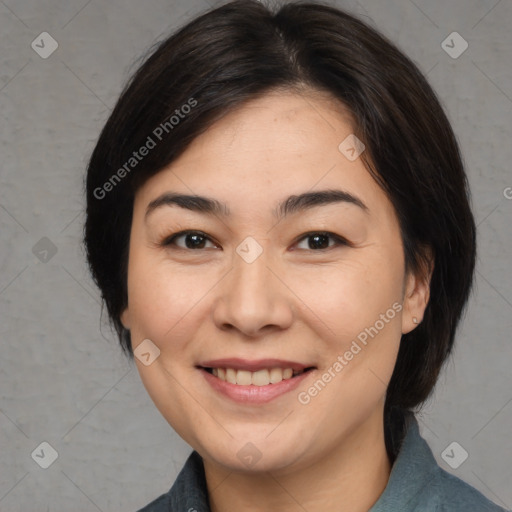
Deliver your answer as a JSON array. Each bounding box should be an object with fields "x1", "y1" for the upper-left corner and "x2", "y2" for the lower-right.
[{"x1": 144, "y1": 189, "x2": 368, "y2": 222}]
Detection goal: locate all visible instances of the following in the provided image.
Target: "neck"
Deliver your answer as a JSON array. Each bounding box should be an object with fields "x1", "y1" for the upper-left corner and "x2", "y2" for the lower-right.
[{"x1": 204, "y1": 407, "x2": 392, "y2": 512}]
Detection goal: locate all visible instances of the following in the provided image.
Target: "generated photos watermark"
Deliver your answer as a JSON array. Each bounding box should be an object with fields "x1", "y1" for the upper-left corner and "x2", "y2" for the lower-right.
[
  {"x1": 93, "y1": 97, "x2": 198, "y2": 200},
  {"x1": 297, "y1": 301, "x2": 403, "y2": 405}
]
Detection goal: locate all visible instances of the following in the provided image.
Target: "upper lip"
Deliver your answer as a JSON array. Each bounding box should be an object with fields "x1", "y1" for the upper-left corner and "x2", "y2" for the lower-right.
[{"x1": 199, "y1": 358, "x2": 314, "y2": 372}]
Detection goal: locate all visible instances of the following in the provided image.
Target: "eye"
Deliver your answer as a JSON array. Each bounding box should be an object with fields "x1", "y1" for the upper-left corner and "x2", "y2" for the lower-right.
[
  {"x1": 294, "y1": 231, "x2": 349, "y2": 251},
  {"x1": 160, "y1": 230, "x2": 349, "y2": 251},
  {"x1": 162, "y1": 230, "x2": 218, "y2": 250}
]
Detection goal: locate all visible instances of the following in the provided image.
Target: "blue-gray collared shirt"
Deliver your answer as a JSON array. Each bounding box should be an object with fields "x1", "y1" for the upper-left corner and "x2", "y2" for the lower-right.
[{"x1": 137, "y1": 413, "x2": 509, "y2": 511}]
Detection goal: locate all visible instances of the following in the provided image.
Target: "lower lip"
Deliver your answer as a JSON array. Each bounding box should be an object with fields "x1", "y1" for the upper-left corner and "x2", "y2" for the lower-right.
[{"x1": 200, "y1": 368, "x2": 314, "y2": 404}]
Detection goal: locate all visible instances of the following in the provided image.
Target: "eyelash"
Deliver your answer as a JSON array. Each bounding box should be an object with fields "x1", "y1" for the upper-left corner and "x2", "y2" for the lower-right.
[{"x1": 159, "y1": 230, "x2": 350, "y2": 251}]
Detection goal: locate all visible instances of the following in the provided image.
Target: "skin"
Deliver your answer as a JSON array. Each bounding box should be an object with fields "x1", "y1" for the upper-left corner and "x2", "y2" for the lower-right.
[{"x1": 121, "y1": 90, "x2": 431, "y2": 512}]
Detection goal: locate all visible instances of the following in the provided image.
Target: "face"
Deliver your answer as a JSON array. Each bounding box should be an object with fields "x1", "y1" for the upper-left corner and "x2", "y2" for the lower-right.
[{"x1": 121, "y1": 90, "x2": 429, "y2": 474}]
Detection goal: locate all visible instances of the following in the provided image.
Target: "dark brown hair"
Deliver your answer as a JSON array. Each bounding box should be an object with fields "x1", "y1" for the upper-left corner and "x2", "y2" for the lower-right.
[{"x1": 84, "y1": 0, "x2": 476, "y2": 430}]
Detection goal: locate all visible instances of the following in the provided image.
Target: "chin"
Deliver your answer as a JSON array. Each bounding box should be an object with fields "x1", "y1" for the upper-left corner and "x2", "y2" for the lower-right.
[{"x1": 195, "y1": 430, "x2": 309, "y2": 474}]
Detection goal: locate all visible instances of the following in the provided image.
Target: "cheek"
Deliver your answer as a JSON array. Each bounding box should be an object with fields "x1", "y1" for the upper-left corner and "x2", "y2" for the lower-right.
[
  {"x1": 298, "y1": 256, "x2": 404, "y2": 340},
  {"x1": 299, "y1": 251, "x2": 405, "y2": 407},
  {"x1": 125, "y1": 258, "x2": 214, "y2": 353}
]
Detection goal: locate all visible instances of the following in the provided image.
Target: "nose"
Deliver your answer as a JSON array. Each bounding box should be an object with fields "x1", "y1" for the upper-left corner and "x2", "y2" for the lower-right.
[{"x1": 211, "y1": 247, "x2": 293, "y2": 337}]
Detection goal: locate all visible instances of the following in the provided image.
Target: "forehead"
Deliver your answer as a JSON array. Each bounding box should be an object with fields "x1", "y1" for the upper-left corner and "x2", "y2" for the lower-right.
[
  {"x1": 134, "y1": 91, "x2": 387, "y2": 220},
  {"x1": 182, "y1": 90, "x2": 356, "y2": 165}
]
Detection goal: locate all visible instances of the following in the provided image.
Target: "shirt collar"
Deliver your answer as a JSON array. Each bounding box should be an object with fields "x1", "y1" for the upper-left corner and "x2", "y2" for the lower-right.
[
  {"x1": 167, "y1": 450, "x2": 209, "y2": 511},
  {"x1": 369, "y1": 411, "x2": 439, "y2": 511}
]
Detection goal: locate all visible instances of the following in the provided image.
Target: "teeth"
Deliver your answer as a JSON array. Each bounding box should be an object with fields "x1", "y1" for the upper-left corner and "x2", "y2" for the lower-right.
[
  {"x1": 226, "y1": 368, "x2": 237, "y2": 384},
  {"x1": 252, "y1": 369, "x2": 270, "y2": 386},
  {"x1": 236, "y1": 370, "x2": 252, "y2": 385},
  {"x1": 210, "y1": 367, "x2": 302, "y2": 386},
  {"x1": 269, "y1": 368, "x2": 283, "y2": 384}
]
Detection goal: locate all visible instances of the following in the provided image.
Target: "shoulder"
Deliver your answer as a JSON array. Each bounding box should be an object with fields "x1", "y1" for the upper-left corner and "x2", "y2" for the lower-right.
[
  {"x1": 373, "y1": 411, "x2": 509, "y2": 512},
  {"x1": 429, "y1": 466, "x2": 509, "y2": 512},
  {"x1": 136, "y1": 491, "x2": 172, "y2": 512},
  {"x1": 135, "y1": 451, "x2": 209, "y2": 512}
]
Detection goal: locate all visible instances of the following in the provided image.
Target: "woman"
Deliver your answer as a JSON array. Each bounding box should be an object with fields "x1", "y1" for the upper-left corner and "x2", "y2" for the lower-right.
[{"x1": 84, "y1": 1, "x2": 508, "y2": 510}]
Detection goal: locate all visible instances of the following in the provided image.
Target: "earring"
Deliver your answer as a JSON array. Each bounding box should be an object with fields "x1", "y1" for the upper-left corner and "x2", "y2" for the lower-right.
[{"x1": 413, "y1": 317, "x2": 419, "y2": 324}]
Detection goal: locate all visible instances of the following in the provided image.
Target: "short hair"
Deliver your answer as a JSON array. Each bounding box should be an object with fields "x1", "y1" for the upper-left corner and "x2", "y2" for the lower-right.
[{"x1": 84, "y1": 0, "x2": 476, "y2": 419}]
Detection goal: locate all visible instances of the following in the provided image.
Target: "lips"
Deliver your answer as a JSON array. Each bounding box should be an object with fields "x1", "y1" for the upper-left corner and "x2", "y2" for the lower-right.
[{"x1": 198, "y1": 358, "x2": 316, "y2": 403}]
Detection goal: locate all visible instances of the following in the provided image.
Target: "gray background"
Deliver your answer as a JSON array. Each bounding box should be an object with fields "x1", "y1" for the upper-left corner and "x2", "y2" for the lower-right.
[{"x1": 0, "y1": 0, "x2": 511, "y2": 510}]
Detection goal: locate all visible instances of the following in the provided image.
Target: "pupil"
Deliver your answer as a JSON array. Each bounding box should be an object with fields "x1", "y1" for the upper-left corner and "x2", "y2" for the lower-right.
[
  {"x1": 310, "y1": 234, "x2": 329, "y2": 249},
  {"x1": 186, "y1": 233, "x2": 205, "y2": 249}
]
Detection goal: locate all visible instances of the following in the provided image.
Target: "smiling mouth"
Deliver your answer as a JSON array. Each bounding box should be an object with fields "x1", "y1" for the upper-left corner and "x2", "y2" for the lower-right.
[{"x1": 201, "y1": 367, "x2": 316, "y2": 386}]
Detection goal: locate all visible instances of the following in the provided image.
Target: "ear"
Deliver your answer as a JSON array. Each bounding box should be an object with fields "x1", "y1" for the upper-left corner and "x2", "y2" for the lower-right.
[
  {"x1": 120, "y1": 308, "x2": 131, "y2": 330},
  {"x1": 401, "y1": 249, "x2": 434, "y2": 334}
]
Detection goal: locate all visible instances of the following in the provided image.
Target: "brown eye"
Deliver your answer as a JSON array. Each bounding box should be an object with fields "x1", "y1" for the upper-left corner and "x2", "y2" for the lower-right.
[
  {"x1": 295, "y1": 232, "x2": 348, "y2": 251},
  {"x1": 163, "y1": 231, "x2": 218, "y2": 250}
]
